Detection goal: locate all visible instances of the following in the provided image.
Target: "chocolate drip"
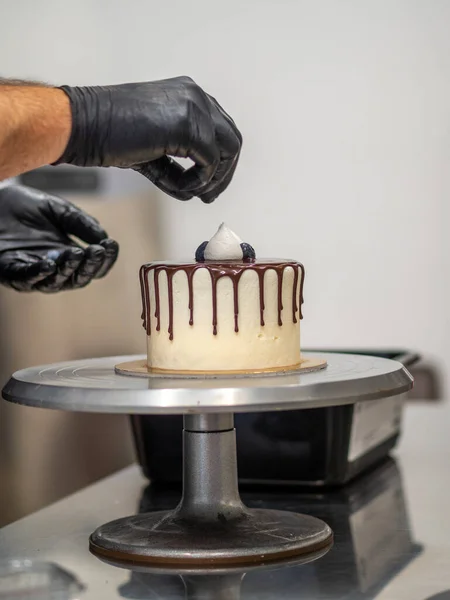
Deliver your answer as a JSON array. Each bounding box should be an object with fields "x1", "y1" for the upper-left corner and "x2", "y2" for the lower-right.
[
  {"x1": 154, "y1": 269, "x2": 161, "y2": 331},
  {"x1": 167, "y1": 271, "x2": 174, "y2": 340},
  {"x1": 276, "y1": 268, "x2": 284, "y2": 326},
  {"x1": 211, "y1": 274, "x2": 219, "y2": 335},
  {"x1": 298, "y1": 263, "x2": 305, "y2": 319},
  {"x1": 139, "y1": 260, "x2": 305, "y2": 340},
  {"x1": 232, "y1": 272, "x2": 244, "y2": 333},
  {"x1": 187, "y1": 269, "x2": 195, "y2": 326},
  {"x1": 139, "y1": 265, "x2": 151, "y2": 335},
  {"x1": 292, "y1": 267, "x2": 299, "y2": 324},
  {"x1": 208, "y1": 266, "x2": 245, "y2": 335},
  {"x1": 256, "y1": 270, "x2": 265, "y2": 326}
]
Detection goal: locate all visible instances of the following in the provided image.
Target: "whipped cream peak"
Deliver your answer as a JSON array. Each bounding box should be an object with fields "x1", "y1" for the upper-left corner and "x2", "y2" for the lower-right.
[
  {"x1": 204, "y1": 223, "x2": 243, "y2": 261},
  {"x1": 195, "y1": 223, "x2": 256, "y2": 262}
]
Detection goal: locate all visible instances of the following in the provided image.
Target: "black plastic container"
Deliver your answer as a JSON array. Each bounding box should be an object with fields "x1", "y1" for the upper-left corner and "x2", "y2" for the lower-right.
[{"x1": 131, "y1": 350, "x2": 419, "y2": 488}]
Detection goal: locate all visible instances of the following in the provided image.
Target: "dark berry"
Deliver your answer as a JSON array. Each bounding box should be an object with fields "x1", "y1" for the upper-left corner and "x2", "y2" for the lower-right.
[
  {"x1": 195, "y1": 241, "x2": 208, "y2": 262},
  {"x1": 240, "y1": 242, "x2": 256, "y2": 261}
]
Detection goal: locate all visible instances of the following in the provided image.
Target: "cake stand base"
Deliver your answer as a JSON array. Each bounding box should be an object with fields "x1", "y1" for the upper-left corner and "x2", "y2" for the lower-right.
[
  {"x1": 90, "y1": 412, "x2": 333, "y2": 567},
  {"x1": 90, "y1": 508, "x2": 332, "y2": 567}
]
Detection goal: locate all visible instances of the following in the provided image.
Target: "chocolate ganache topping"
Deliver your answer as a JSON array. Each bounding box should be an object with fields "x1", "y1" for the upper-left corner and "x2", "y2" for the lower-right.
[{"x1": 140, "y1": 224, "x2": 304, "y2": 340}]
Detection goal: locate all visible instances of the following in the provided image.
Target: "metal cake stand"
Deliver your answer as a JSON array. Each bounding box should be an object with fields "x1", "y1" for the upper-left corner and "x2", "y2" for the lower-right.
[{"x1": 2, "y1": 352, "x2": 413, "y2": 568}]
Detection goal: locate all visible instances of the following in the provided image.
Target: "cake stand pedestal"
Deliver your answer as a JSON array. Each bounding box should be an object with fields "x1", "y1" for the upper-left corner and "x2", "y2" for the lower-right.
[{"x1": 2, "y1": 352, "x2": 413, "y2": 568}]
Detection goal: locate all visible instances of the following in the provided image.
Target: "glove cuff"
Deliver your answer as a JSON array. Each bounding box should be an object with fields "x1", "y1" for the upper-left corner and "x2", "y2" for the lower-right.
[{"x1": 53, "y1": 86, "x2": 105, "y2": 167}]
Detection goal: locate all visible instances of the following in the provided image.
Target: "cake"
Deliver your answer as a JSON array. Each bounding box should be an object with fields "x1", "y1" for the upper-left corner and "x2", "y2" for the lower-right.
[{"x1": 139, "y1": 224, "x2": 305, "y2": 373}]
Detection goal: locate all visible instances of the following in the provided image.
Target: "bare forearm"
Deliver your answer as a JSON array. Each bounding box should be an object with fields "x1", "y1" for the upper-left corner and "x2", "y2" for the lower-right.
[{"x1": 0, "y1": 82, "x2": 71, "y2": 180}]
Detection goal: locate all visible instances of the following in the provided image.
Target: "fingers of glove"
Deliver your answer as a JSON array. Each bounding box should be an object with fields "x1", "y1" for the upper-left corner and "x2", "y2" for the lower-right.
[
  {"x1": 68, "y1": 244, "x2": 106, "y2": 289},
  {"x1": 134, "y1": 159, "x2": 195, "y2": 201},
  {"x1": 193, "y1": 121, "x2": 241, "y2": 201},
  {"x1": 49, "y1": 198, "x2": 108, "y2": 244},
  {"x1": 175, "y1": 144, "x2": 220, "y2": 192},
  {"x1": 199, "y1": 153, "x2": 240, "y2": 204},
  {"x1": 195, "y1": 156, "x2": 235, "y2": 203},
  {"x1": 94, "y1": 239, "x2": 119, "y2": 279},
  {"x1": 34, "y1": 247, "x2": 85, "y2": 293},
  {"x1": 179, "y1": 102, "x2": 241, "y2": 198},
  {"x1": 175, "y1": 110, "x2": 241, "y2": 194},
  {"x1": 207, "y1": 94, "x2": 243, "y2": 145},
  {"x1": 166, "y1": 103, "x2": 221, "y2": 192},
  {"x1": 6, "y1": 259, "x2": 57, "y2": 291}
]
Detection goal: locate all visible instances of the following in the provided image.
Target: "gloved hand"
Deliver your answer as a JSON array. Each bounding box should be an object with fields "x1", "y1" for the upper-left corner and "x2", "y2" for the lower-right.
[
  {"x1": 0, "y1": 185, "x2": 118, "y2": 292},
  {"x1": 56, "y1": 76, "x2": 242, "y2": 204}
]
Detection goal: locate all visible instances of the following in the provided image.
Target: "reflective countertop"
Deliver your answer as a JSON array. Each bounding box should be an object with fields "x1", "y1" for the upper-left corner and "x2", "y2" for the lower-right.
[{"x1": 0, "y1": 404, "x2": 449, "y2": 600}]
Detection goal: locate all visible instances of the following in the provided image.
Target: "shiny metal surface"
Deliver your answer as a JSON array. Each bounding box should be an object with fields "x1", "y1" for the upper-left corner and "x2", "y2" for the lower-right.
[
  {"x1": 1, "y1": 405, "x2": 448, "y2": 599},
  {"x1": 179, "y1": 417, "x2": 243, "y2": 522},
  {"x1": 184, "y1": 413, "x2": 234, "y2": 432},
  {"x1": 2, "y1": 353, "x2": 413, "y2": 414}
]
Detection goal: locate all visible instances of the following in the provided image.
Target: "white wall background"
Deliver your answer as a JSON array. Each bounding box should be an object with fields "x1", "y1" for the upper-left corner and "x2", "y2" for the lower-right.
[{"x1": 0, "y1": 0, "x2": 448, "y2": 389}]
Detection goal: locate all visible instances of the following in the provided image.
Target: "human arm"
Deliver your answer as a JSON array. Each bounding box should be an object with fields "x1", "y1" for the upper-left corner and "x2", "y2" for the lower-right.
[
  {"x1": 0, "y1": 81, "x2": 71, "y2": 180},
  {"x1": 0, "y1": 77, "x2": 242, "y2": 203}
]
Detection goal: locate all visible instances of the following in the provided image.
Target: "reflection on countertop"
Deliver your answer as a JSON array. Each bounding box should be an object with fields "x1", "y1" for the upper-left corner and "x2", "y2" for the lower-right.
[{"x1": 119, "y1": 457, "x2": 419, "y2": 599}]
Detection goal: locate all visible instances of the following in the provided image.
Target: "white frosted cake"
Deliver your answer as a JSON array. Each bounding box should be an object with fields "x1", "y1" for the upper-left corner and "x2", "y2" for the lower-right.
[{"x1": 140, "y1": 224, "x2": 305, "y2": 373}]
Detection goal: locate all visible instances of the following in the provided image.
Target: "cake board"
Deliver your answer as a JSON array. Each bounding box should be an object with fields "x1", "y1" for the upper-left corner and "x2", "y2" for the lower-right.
[
  {"x1": 114, "y1": 355, "x2": 327, "y2": 378},
  {"x1": 2, "y1": 352, "x2": 413, "y2": 568}
]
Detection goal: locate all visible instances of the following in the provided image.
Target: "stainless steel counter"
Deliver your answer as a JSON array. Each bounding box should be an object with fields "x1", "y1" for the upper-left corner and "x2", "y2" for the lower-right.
[{"x1": 1, "y1": 404, "x2": 449, "y2": 599}]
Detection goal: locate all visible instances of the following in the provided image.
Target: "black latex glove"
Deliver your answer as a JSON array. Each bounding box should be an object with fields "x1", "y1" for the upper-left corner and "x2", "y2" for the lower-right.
[
  {"x1": 0, "y1": 185, "x2": 118, "y2": 292},
  {"x1": 56, "y1": 76, "x2": 242, "y2": 204}
]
